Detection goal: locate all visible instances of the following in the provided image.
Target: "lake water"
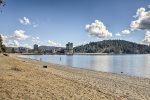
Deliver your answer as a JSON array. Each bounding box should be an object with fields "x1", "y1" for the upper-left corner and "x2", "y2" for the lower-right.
[{"x1": 18, "y1": 54, "x2": 150, "y2": 78}]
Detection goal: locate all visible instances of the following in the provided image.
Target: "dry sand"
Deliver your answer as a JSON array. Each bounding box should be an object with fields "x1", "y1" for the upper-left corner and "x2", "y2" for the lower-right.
[{"x1": 0, "y1": 54, "x2": 150, "y2": 100}]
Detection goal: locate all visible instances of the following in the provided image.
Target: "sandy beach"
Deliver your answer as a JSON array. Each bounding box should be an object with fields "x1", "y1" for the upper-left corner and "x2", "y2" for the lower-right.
[{"x1": 0, "y1": 54, "x2": 150, "y2": 100}]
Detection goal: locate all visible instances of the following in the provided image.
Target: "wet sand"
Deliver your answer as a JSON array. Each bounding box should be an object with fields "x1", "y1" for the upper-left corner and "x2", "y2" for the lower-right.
[{"x1": 0, "y1": 54, "x2": 150, "y2": 100}]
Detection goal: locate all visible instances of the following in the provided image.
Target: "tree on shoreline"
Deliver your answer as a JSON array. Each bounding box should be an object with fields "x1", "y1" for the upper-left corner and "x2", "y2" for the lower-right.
[{"x1": 0, "y1": 35, "x2": 6, "y2": 53}]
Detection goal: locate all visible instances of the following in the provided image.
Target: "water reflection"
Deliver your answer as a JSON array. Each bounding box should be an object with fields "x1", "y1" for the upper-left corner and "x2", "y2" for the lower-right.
[
  {"x1": 18, "y1": 54, "x2": 150, "y2": 78},
  {"x1": 65, "y1": 56, "x2": 73, "y2": 66},
  {"x1": 89, "y1": 56, "x2": 113, "y2": 72}
]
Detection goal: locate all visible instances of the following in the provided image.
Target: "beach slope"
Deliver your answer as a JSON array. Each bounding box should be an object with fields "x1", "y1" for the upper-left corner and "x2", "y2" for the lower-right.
[{"x1": 0, "y1": 54, "x2": 150, "y2": 100}]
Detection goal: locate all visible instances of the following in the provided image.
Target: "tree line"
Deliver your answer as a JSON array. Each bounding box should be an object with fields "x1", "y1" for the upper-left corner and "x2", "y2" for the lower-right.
[{"x1": 73, "y1": 40, "x2": 150, "y2": 54}]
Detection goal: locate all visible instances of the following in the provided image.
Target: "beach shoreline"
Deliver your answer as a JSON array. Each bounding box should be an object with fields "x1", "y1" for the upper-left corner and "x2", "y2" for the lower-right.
[
  {"x1": 18, "y1": 54, "x2": 150, "y2": 79},
  {"x1": 0, "y1": 54, "x2": 150, "y2": 100}
]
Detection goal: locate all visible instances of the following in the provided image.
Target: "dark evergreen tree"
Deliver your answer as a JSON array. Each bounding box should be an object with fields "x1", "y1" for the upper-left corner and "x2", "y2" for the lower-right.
[
  {"x1": 1, "y1": 44, "x2": 6, "y2": 52},
  {"x1": 0, "y1": 35, "x2": 6, "y2": 53}
]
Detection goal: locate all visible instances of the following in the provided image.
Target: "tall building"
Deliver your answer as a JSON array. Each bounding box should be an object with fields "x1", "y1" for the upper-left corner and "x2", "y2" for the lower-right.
[
  {"x1": 66, "y1": 42, "x2": 73, "y2": 55},
  {"x1": 34, "y1": 44, "x2": 38, "y2": 51}
]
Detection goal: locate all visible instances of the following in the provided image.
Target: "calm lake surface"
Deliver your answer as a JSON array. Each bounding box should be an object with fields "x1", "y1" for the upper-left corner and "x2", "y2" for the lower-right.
[{"x1": 18, "y1": 54, "x2": 150, "y2": 78}]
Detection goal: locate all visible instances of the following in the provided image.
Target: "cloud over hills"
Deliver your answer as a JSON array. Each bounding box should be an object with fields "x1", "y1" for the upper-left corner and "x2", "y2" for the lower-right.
[
  {"x1": 13, "y1": 30, "x2": 29, "y2": 40},
  {"x1": 115, "y1": 33, "x2": 121, "y2": 37},
  {"x1": 130, "y1": 6, "x2": 150, "y2": 44},
  {"x1": 85, "y1": 20, "x2": 112, "y2": 38},
  {"x1": 1, "y1": 34, "x2": 20, "y2": 47},
  {"x1": 131, "y1": 7, "x2": 150, "y2": 30},
  {"x1": 143, "y1": 31, "x2": 150, "y2": 43},
  {"x1": 122, "y1": 29, "x2": 130, "y2": 34},
  {"x1": 1, "y1": 30, "x2": 30, "y2": 47}
]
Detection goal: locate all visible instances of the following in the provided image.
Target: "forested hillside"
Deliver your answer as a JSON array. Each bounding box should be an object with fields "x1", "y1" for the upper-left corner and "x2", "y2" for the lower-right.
[{"x1": 73, "y1": 40, "x2": 150, "y2": 54}]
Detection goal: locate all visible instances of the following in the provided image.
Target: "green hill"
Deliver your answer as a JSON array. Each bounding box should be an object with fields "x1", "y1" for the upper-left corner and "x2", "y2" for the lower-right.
[{"x1": 73, "y1": 40, "x2": 150, "y2": 54}]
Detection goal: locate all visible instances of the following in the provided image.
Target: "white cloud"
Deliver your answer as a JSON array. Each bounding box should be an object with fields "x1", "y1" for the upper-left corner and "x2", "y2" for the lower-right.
[
  {"x1": 13, "y1": 30, "x2": 29, "y2": 40},
  {"x1": 22, "y1": 44, "x2": 32, "y2": 49},
  {"x1": 85, "y1": 20, "x2": 112, "y2": 38},
  {"x1": 1, "y1": 34, "x2": 8, "y2": 41},
  {"x1": 83, "y1": 41, "x2": 87, "y2": 44},
  {"x1": 19, "y1": 17, "x2": 31, "y2": 25},
  {"x1": 12, "y1": 40, "x2": 20, "y2": 47},
  {"x1": 122, "y1": 29, "x2": 130, "y2": 34},
  {"x1": 3, "y1": 38, "x2": 32, "y2": 48},
  {"x1": 131, "y1": 7, "x2": 150, "y2": 30},
  {"x1": 1, "y1": 34, "x2": 8, "y2": 46},
  {"x1": 32, "y1": 37, "x2": 39, "y2": 40},
  {"x1": 1, "y1": 30, "x2": 29, "y2": 47},
  {"x1": 148, "y1": 5, "x2": 150, "y2": 9},
  {"x1": 115, "y1": 33, "x2": 121, "y2": 36},
  {"x1": 36, "y1": 37, "x2": 39, "y2": 39},
  {"x1": 6, "y1": 40, "x2": 20, "y2": 47},
  {"x1": 143, "y1": 31, "x2": 150, "y2": 44},
  {"x1": 32, "y1": 36, "x2": 40, "y2": 44},
  {"x1": 48, "y1": 40, "x2": 61, "y2": 47}
]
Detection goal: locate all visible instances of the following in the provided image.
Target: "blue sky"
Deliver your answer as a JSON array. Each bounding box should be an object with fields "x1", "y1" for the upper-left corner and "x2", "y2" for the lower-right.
[{"x1": 0, "y1": 0, "x2": 150, "y2": 48}]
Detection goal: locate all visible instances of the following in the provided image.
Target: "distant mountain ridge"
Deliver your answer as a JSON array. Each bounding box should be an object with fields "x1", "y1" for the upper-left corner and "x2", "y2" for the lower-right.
[{"x1": 73, "y1": 40, "x2": 150, "y2": 54}]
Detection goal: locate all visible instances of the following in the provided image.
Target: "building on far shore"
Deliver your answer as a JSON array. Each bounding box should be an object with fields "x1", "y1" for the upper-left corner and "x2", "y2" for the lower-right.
[
  {"x1": 33, "y1": 44, "x2": 39, "y2": 53},
  {"x1": 65, "y1": 42, "x2": 73, "y2": 55},
  {"x1": 34, "y1": 44, "x2": 38, "y2": 51}
]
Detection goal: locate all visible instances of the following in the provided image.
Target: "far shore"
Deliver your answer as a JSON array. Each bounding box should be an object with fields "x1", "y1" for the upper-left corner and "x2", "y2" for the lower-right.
[
  {"x1": 0, "y1": 53, "x2": 150, "y2": 100},
  {"x1": 20, "y1": 52, "x2": 150, "y2": 55}
]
